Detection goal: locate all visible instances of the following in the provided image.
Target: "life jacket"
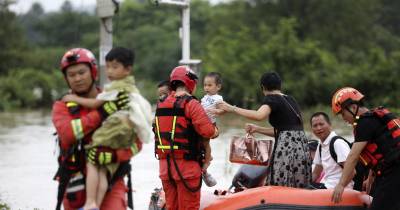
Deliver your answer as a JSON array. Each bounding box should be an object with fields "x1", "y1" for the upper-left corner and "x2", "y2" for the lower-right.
[
  {"x1": 53, "y1": 102, "x2": 134, "y2": 210},
  {"x1": 154, "y1": 95, "x2": 203, "y2": 161},
  {"x1": 318, "y1": 136, "x2": 368, "y2": 191},
  {"x1": 358, "y1": 107, "x2": 400, "y2": 176},
  {"x1": 154, "y1": 94, "x2": 204, "y2": 193}
]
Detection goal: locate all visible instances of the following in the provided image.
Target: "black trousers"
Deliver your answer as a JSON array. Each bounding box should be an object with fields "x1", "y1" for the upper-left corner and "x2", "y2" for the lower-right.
[{"x1": 370, "y1": 164, "x2": 400, "y2": 210}]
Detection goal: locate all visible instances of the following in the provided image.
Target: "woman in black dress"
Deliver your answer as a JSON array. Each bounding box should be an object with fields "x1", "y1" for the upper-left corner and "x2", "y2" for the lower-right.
[{"x1": 219, "y1": 72, "x2": 311, "y2": 188}]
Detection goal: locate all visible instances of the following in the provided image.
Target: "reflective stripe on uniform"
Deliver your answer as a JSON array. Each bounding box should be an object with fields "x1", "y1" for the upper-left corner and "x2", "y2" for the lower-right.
[
  {"x1": 66, "y1": 185, "x2": 84, "y2": 193},
  {"x1": 157, "y1": 145, "x2": 179, "y2": 150},
  {"x1": 131, "y1": 142, "x2": 140, "y2": 156},
  {"x1": 66, "y1": 102, "x2": 78, "y2": 107},
  {"x1": 155, "y1": 116, "x2": 179, "y2": 152},
  {"x1": 155, "y1": 117, "x2": 165, "y2": 153},
  {"x1": 71, "y1": 119, "x2": 84, "y2": 140},
  {"x1": 66, "y1": 172, "x2": 85, "y2": 193},
  {"x1": 171, "y1": 116, "x2": 177, "y2": 141}
]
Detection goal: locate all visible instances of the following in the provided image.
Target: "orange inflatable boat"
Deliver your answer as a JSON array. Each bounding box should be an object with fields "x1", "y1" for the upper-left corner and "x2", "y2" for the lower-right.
[{"x1": 204, "y1": 186, "x2": 368, "y2": 210}]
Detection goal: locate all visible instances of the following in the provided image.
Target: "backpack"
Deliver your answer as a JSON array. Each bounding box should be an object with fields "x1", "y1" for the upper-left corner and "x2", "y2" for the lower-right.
[{"x1": 319, "y1": 136, "x2": 368, "y2": 191}]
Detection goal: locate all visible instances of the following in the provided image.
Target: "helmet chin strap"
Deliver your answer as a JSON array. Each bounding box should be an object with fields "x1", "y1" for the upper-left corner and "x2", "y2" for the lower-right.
[{"x1": 345, "y1": 104, "x2": 360, "y2": 125}]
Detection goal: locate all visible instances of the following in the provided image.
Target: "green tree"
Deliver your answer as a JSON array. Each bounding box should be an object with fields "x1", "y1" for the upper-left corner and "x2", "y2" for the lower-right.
[
  {"x1": 1, "y1": 0, "x2": 400, "y2": 110},
  {"x1": 0, "y1": 2, "x2": 28, "y2": 75},
  {"x1": 205, "y1": 16, "x2": 341, "y2": 107},
  {"x1": 0, "y1": 69, "x2": 65, "y2": 110},
  {"x1": 19, "y1": 2, "x2": 45, "y2": 44},
  {"x1": 116, "y1": 0, "x2": 182, "y2": 81},
  {"x1": 33, "y1": 0, "x2": 98, "y2": 47}
]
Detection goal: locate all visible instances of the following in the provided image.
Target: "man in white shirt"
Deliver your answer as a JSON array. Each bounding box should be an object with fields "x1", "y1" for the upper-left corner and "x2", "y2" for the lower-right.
[{"x1": 310, "y1": 112, "x2": 354, "y2": 189}]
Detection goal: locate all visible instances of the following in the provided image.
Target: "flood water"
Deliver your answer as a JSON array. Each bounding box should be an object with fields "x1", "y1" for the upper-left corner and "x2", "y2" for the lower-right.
[{"x1": 0, "y1": 111, "x2": 248, "y2": 210}]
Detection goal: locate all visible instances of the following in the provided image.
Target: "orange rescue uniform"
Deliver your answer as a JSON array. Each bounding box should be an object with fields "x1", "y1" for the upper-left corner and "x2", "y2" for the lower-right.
[
  {"x1": 52, "y1": 97, "x2": 133, "y2": 210},
  {"x1": 156, "y1": 93, "x2": 216, "y2": 210}
]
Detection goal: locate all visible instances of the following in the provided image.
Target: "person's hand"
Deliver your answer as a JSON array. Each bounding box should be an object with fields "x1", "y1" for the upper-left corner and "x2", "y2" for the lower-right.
[
  {"x1": 208, "y1": 108, "x2": 225, "y2": 116},
  {"x1": 87, "y1": 147, "x2": 117, "y2": 165},
  {"x1": 98, "y1": 90, "x2": 130, "y2": 119},
  {"x1": 245, "y1": 123, "x2": 258, "y2": 134},
  {"x1": 362, "y1": 170, "x2": 374, "y2": 194},
  {"x1": 363, "y1": 174, "x2": 374, "y2": 194},
  {"x1": 216, "y1": 101, "x2": 235, "y2": 113},
  {"x1": 62, "y1": 94, "x2": 79, "y2": 102},
  {"x1": 331, "y1": 184, "x2": 345, "y2": 203}
]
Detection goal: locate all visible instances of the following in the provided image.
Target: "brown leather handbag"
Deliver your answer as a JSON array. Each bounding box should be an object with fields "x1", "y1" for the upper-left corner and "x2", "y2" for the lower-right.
[{"x1": 229, "y1": 134, "x2": 273, "y2": 166}]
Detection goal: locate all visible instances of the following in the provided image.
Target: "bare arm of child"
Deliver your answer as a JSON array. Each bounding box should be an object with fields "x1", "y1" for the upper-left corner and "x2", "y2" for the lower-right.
[
  {"x1": 62, "y1": 94, "x2": 105, "y2": 109},
  {"x1": 208, "y1": 108, "x2": 225, "y2": 116}
]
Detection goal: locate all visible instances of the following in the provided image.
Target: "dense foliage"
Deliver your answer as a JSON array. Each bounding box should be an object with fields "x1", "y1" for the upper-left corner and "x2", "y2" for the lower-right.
[{"x1": 0, "y1": 0, "x2": 399, "y2": 110}]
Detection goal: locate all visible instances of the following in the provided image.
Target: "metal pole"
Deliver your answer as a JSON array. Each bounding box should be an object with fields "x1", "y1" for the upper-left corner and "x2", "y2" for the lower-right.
[
  {"x1": 155, "y1": 0, "x2": 202, "y2": 74},
  {"x1": 181, "y1": 0, "x2": 190, "y2": 61},
  {"x1": 99, "y1": 18, "x2": 113, "y2": 88},
  {"x1": 97, "y1": 0, "x2": 116, "y2": 88}
]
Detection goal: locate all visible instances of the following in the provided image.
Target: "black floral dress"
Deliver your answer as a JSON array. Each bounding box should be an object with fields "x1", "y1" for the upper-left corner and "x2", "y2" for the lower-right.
[{"x1": 263, "y1": 94, "x2": 312, "y2": 188}]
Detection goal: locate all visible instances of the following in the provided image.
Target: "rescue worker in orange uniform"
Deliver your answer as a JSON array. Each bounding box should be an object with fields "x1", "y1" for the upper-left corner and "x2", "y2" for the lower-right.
[
  {"x1": 154, "y1": 66, "x2": 218, "y2": 210},
  {"x1": 52, "y1": 48, "x2": 137, "y2": 210},
  {"x1": 331, "y1": 87, "x2": 400, "y2": 210}
]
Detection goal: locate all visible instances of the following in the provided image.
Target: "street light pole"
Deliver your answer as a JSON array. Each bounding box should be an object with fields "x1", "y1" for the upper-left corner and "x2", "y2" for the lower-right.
[
  {"x1": 96, "y1": 0, "x2": 117, "y2": 88},
  {"x1": 181, "y1": 1, "x2": 190, "y2": 62},
  {"x1": 155, "y1": 0, "x2": 202, "y2": 73}
]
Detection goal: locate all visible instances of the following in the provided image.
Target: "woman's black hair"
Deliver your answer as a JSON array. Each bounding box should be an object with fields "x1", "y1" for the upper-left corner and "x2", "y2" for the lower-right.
[{"x1": 260, "y1": 72, "x2": 282, "y2": 91}]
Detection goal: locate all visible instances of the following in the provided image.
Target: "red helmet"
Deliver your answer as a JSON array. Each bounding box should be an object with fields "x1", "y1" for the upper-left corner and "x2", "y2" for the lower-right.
[
  {"x1": 60, "y1": 48, "x2": 98, "y2": 79},
  {"x1": 331, "y1": 87, "x2": 364, "y2": 115},
  {"x1": 170, "y1": 66, "x2": 198, "y2": 93}
]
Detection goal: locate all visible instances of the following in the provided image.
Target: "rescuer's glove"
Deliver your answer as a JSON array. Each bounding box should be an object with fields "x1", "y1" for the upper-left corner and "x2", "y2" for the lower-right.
[
  {"x1": 87, "y1": 147, "x2": 117, "y2": 165},
  {"x1": 98, "y1": 90, "x2": 130, "y2": 119}
]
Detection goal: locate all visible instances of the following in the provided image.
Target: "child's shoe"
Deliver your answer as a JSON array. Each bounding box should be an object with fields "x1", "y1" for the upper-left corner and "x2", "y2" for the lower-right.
[{"x1": 202, "y1": 171, "x2": 217, "y2": 187}]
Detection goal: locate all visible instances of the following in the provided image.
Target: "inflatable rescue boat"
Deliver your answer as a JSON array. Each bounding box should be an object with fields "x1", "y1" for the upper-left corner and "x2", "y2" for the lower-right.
[{"x1": 204, "y1": 186, "x2": 368, "y2": 210}]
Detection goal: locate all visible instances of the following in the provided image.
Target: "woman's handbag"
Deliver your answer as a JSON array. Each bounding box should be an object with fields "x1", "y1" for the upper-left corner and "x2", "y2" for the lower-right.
[{"x1": 229, "y1": 134, "x2": 273, "y2": 166}]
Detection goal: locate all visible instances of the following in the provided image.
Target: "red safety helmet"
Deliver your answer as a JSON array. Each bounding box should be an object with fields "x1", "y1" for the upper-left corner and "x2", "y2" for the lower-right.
[
  {"x1": 60, "y1": 48, "x2": 98, "y2": 79},
  {"x1": 170, "y1": 66, "x2": 198, "y2": 94},
  {"x1": 331, "y1": 87, "x2": 364, "y2": 115}
]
